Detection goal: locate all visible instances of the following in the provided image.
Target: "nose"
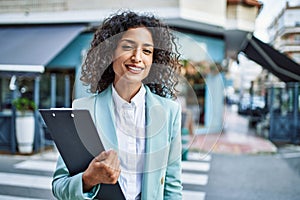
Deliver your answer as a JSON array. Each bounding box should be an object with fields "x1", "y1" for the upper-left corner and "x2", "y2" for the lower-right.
[{"x1": 131, "y1": 48, "x2": 142, "y2": 63}]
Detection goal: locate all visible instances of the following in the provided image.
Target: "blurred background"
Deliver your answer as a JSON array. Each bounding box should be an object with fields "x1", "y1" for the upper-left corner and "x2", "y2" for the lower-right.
[{"x1": 0, "y1": 0, "x2": 300, "y2": 200}]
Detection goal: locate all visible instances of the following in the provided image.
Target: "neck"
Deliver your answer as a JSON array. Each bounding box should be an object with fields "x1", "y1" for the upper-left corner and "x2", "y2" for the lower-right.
[{"x1": 113, "y1": 81, "x2": 142, "y2": 102}]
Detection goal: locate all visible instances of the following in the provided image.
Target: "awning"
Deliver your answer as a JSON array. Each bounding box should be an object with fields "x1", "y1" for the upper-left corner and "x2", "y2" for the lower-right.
[
  {"x1": 240, "y1": 34, "x2": 300, "y2": 82},
  {"x1": 166, "y1": 18, "x2": 224, "y2": 38},
  {"x1": 0, "y1": 24, "x2": 85, "y2": 74}
]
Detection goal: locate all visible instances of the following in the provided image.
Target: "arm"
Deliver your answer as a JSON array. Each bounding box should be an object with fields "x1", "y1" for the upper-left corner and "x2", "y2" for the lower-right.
[
  {"x1": 52, "y1": 156, "x2": 100, "y2": 200},
  {"x1": 164, "y1": 104, "x2": 183, "y2": 199},
  {"x1": 52, "y1": 150, "x2": 120, "y2": 200}
]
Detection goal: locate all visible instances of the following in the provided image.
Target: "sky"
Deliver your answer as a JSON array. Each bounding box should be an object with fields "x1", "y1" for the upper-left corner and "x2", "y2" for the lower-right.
[{"x1": 254, "y1": 0, "x2": 300, "y2": 42}]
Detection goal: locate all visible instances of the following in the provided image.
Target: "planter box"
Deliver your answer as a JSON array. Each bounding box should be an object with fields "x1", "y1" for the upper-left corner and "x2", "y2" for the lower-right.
[{"x1": 16, "y1": 112, "x2": 35, "y2": 154}]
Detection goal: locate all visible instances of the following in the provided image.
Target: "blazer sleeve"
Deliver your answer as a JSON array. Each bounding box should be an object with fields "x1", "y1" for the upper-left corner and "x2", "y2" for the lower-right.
[
  {"x1": 163, "y1": 103, "x2": 183, "y2": 199},
  {"x1": 52, "y1": 156, "x2": 100, "y2": 200},
  {"x1": 51, "y1": 97, "x2": 101, "y2": 199}
]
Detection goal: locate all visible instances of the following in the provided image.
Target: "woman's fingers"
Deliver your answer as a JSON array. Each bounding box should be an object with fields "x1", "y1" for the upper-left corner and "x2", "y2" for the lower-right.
[
  {"x1": 105, "y1": 150, "x2": 120, "y2": 169},
  {"x1": 88, "y1": 150, "x2": 121, "y2": 184},
  {"x1": 94, "y1": 150, "x2": 109, "y2": 162}
]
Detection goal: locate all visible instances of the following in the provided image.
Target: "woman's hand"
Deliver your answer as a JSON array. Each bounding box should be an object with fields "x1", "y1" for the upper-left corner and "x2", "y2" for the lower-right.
[{"x1": 82, "y1": 150, "x2": 121, "y2": 192}]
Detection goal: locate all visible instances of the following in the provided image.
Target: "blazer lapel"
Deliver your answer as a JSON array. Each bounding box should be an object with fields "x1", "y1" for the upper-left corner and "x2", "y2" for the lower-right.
[
  {"x1": 142, "y1": 87, "x2": 169, "y2": 199},
  {"x1": 94, "y1": 85, "x2": 119, "y2": 151}
]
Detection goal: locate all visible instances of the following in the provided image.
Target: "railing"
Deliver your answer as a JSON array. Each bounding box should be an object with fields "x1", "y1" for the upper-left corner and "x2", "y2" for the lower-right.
[
  {"x1": 0, "y1": 109, "x2": 51, "y2": 154},
  {"x1": 0, "y1": 0, "x2": 67, "y2": 13},
  {"x1": 0, "y1": 112, "x2": 16, "y2": 154},
  {"x1": 268, "y1": 82, "x2": 300, "y2": 144}
]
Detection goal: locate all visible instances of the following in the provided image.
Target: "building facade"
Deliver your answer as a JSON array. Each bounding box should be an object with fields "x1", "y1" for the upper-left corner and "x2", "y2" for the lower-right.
[
  {"x1": 268, "y1": 2, "x2": 300, "y2": 64},
  {"x1": 258, "y1": 1, "x2": 300, "y2": 143},
  {"x1": 0, "y1": 0, "x2": 261, "y2": 153}
]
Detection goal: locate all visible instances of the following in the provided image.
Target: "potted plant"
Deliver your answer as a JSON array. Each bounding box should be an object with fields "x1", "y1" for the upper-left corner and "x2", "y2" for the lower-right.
[{"x1": 12, "y1": 97, "x2": 37, "y2": 154}]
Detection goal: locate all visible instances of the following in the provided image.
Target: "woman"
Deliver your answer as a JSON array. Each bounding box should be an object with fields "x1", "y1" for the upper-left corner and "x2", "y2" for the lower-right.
[{"x1": 52, "y1": 10, "x2": 182, "y2": 200}]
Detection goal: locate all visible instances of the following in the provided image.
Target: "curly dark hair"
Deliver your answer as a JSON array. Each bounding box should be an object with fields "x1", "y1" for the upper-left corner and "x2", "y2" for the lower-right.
[{"x1": 80, "y1": 10, "x2": 181, "y2": 99}]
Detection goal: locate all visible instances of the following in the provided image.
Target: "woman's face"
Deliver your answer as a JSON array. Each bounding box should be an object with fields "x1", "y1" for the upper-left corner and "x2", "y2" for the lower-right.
[{"x1": 113, "y1": 27, "x2": 154, "y2": 86}]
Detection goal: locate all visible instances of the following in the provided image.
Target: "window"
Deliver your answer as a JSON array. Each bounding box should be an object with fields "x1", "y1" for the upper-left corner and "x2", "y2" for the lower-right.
[{"x1": 39, "y1": 69, "x2": 75, "y2": 109}]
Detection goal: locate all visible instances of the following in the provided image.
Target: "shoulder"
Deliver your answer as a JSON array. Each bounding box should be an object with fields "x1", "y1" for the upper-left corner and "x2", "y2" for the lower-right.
[
  {"x1": 72, "y1": 86, "x2": 112, "y2": 111},
  {"x1": 72, "y1": 86, "x2": 112, "y2": 109},
  {"x1": 145, "y1": 86, "x2": 181, "y2": 113},
  {"x1": 72, "y1": 96, "x2": 95, "y2": 110}
]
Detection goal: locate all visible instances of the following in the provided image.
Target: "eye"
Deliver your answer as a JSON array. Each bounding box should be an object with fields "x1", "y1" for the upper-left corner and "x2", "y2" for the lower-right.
[
  {"x1": 122, "y1": 45, "x2": 134, "y2": 51},
  {"x1": 143, "y1": 49, "x2": 153, "y2": 55}
]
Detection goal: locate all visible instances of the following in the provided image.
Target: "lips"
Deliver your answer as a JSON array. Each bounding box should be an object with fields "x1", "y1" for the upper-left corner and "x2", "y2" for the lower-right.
[{"x1": 125, "y1": 64, "x2": 144, "y2": 73}]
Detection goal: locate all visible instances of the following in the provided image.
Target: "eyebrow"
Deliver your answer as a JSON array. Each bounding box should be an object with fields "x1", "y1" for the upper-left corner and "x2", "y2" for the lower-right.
[{"x1": 120, "y1": 39, "x2": 154, "y2": 47}]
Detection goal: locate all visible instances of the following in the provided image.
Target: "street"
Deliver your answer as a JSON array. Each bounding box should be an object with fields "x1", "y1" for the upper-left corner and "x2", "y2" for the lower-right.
[
  {"x1": 206, "y1": 151, "x2": 300, "y2": 200},
  {"x1": 0, "y1": 149, "x2": 210, "y2": 199},
  {"x1": 0, "y1": 106, "x2": 300, "y2": 199},
  {"x1": 0, "y1": 146, "x2": 300, "y2": 199}
]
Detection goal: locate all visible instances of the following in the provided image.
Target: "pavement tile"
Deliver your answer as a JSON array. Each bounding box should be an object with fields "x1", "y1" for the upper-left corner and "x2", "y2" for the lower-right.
[
  {"x1": 188, "y1": 132, "x2": 277, "y2": 154},
  {"x1": 187, "y1": 105, "x2": 278, "y2": 155}
]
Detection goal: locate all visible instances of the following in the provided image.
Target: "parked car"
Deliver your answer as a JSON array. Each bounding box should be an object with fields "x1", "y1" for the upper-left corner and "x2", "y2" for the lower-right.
[
  {"x1": 225, "y1": 93, "x2": 240, "y2": 105},
  {"x1": 238, "y1": 95, "x2": 266, "y2": 115},
  {"x1": 238, "y1": 95, "x2": 268, "y2": 127}
]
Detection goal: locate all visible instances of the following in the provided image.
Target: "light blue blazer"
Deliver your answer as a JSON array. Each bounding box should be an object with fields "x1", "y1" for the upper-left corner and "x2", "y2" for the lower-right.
[{"x1": 52, "y1": 84, "x2": 183, "y2": 200}]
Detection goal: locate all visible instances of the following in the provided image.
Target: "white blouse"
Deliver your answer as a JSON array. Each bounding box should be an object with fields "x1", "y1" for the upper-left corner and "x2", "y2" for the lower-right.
[{"x1": 112, "y1": 85, "x2": 146, "y2": 200}]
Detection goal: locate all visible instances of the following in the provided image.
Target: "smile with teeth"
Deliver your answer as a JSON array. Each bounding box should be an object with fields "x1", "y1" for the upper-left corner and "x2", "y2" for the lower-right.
[{"x1": 126, "y1": 65, "x2": 144, "y2": 71}]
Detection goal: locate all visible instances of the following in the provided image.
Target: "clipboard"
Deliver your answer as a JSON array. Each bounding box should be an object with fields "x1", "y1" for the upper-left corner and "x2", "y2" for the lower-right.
[
  {"x1": 39, "y1": 109, "x2": 105, "y2": 175},
  {"x1": 39, "y1": 109, "x2": 125, "y2": 200}
]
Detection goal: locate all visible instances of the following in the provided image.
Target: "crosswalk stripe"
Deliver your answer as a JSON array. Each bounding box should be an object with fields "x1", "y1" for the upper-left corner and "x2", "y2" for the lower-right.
[
  {"x1": 30, "y1": 151, "x2": 59, "y2": 161},
  {"x1": 0, "y1": 194, "x2": 47, "y2": 200},
  {"x1": 14, "y1": 160, "x2": 56, "y2": 172},
  {"x1": 1, "y1": 150, "x2": 211, "y2": 200},
  {"x1": 182, "y1": 173, "x2": 208, "y2": 185},
  {"x1": 182, "y1": 161, "x2": 210, "y2": 172},
  {"x1": 187, "y1": 152, "x2": 211, "y2": 162},
  {"x1": 0, "y1": 172, "x2": 51, "y2": 190},
  {"x1": 183, "y1": 190, "x2": 206, "y2": 200},
  {"x1": 277, "y1": 152, "x2": 300, "y2": 159}
]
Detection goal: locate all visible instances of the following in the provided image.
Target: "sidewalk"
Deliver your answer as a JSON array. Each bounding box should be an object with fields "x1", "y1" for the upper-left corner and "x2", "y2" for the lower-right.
[{"x1": 189, "y1": 105, "x2": 277, "y2": 154}]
